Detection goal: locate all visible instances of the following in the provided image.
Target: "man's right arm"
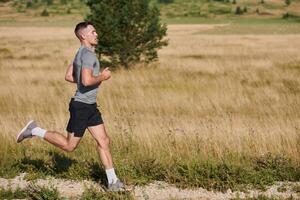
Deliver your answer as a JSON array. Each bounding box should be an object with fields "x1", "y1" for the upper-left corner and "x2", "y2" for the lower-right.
[{"x1": 81, "y1": 67, "x2": 111, "y2": 86}]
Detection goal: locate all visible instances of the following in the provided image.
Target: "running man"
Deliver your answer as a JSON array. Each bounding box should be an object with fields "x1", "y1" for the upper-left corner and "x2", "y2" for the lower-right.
[{"x1": 16, "y1": 21, "x2": 124, "y2": 191}]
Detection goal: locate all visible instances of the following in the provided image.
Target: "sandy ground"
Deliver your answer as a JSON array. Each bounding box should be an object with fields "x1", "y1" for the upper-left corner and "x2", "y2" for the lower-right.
[{"x1": 0, "y1": 173, "x2": 299, "y2": 199}]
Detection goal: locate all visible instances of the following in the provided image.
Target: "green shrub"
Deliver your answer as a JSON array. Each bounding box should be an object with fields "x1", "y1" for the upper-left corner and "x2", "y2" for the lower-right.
[
  {"x1": 158, "y1": 0, "x2": 174, "y2": 4},
  {"x1": 60, "y1": 0, "x2": 67, "y2": 4},
  {"x1": 41, "y1": 8, "x2": 49, "y2": 16},
  {"x1": 86, "y1": 0, "x2": 168, "y2": 68},
  {"x1": 235, "y1": 6, "x2": 243, "y2": 15},
  {"x1": 209, "y1": 5, "x2": 232, "y2": 15},
  {"x1": 43, "y1": 0, "x2": 53, "y2": 6},
  {"x1": 282, "y1": 12, "x2": 300, "y2": 20}
]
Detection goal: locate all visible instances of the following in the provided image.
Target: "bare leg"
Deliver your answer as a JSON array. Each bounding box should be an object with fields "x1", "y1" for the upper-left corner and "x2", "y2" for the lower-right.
[
  {"x1": 88, "y1": 124, "x2": 113, "y2": 169},
  {"x1": 44, "y1": 131, "x2": 81, "y2": 152}
]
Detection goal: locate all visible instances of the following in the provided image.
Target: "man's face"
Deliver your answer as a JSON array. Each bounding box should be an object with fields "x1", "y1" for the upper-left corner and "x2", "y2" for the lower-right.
[{"x1": 82, "y1": 25, "x2": 98, "y2": 45}]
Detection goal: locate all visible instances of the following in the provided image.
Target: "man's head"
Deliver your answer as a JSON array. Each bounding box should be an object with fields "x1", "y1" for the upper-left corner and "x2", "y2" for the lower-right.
[{"x1": 74, "y1": 21, "x2": 98, "y2": 46}]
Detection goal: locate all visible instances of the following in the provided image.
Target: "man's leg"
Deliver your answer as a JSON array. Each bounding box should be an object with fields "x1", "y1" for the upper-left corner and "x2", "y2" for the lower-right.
[
  {"x1": 17, "y1": 120, "x2": 81, "y2": 152},
  {"x1": 88, "y1": 124, "x2": 113, "y2": 169},
  {"x1": 44, "y1": 131, "x2": 81, "y2": 152},
  {"x1": 88, "y1": 124, "x2": 124, "y2": 191}
]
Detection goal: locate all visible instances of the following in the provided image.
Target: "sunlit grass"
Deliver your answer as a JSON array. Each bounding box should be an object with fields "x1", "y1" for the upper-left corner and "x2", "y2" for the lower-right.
[{"x1": 0, "y1": 23, "x2": 299, "y2": 189}]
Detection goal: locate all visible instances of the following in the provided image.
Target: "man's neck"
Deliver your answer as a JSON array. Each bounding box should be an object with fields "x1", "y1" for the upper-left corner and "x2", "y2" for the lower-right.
[{"x1": 81, "y1": 42, "x2": 96, "y2": 52}]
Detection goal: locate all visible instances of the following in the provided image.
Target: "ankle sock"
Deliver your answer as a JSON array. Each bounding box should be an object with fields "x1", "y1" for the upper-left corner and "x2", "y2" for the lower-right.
[
  {"x1": 32, "y1": 127, "x2": 47, "y2": 138},
  {"x1": 105, "y1": 168, "x2": 118, "y2": 184}
]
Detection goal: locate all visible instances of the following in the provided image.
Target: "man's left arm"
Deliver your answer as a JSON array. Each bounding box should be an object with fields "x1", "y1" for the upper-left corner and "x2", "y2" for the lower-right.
[{"x1": 65, "y1": 64, "x2": 76, "y2": 83}]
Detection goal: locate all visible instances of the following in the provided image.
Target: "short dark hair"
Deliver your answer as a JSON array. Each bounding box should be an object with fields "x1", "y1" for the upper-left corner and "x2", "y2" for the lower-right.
[{"x1": 74, "y1": 21, "x2": 94, "y2": 39}]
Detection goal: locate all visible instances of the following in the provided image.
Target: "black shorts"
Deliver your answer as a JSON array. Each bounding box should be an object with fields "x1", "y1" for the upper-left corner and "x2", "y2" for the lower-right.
[{"x1": 66, "y1": 99, "x2": 103, "y2": 137}]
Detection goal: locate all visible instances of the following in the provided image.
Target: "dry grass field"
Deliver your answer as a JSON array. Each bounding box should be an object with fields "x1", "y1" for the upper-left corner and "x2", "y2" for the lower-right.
[{"x1": 0, "y1": 22, "x2": 299, "y2": 191}]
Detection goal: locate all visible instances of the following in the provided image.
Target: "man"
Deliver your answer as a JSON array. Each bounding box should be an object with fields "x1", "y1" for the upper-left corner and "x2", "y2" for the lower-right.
[{"x1": 16, "y1": 21, "x2": 124, "y2": 191}]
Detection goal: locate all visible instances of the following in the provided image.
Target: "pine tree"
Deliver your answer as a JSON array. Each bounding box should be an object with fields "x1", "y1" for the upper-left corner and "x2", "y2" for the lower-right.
[{"x1": 86, "y1": 0, "x2": 168, "y2": 69}]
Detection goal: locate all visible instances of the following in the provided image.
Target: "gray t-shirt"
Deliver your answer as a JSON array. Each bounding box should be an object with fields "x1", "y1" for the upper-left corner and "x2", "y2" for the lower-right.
[{"x1": 72, "y1": 46, "x2": 100, "y2": 104}]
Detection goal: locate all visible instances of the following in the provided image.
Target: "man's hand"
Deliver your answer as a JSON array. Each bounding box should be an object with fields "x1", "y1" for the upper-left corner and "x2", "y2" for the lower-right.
[
  {"x1": 100, "y1": 67, "x2": 111, "y2": 81},
  {"x1": 65, "y1": 64, "x2": 76, "y2": 83}
]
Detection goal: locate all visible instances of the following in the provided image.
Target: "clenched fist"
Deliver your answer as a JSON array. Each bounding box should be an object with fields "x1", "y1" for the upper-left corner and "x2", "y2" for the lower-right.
[{"x1": 100, "y1": 67, "x2": 111, "y2": 81}]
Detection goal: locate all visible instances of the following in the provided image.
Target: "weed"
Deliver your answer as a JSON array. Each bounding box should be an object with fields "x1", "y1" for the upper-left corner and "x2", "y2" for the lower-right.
[
  {"x1": 0, "y1": 47, "x2": 13, "y2": 58},
  {"x1": 80, "y1": 186, "x2": 134, "y2": 200},
  {"x1": 232, "y1": 194, "x2": 296, "y2": 199},
  {"x1": 0, "y1": 187, "x2": 27, "y2": 199},
  {"x1": 291, "y1": 184, "x2": 300, "y2": 193},
  {"x1": 26, "y1": 183, "x2": 60, "y2": 200},
  {"x1": 0, "y1": 184, "x2": 60, "y2": 200},
  {"x1": 41, "y1": 8, "x2": 49, "y2": 17},
  {"x1": 277, "y1": 184, "x2": 288, "y2": 192}
]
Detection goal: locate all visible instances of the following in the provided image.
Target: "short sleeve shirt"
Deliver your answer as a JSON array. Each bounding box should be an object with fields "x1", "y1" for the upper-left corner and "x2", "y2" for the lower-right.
[{"x1": 72, "y1": 46, "x2": 100, "y2": 104}]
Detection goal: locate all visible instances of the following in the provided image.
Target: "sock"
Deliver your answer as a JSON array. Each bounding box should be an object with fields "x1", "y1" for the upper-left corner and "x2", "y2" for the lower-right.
[
  {"x1": 32, "y1": 127, "x2": 47, "y2": 138},
  {"x1": 105, "y1": 168, "x2": 118, "y2": 184}
]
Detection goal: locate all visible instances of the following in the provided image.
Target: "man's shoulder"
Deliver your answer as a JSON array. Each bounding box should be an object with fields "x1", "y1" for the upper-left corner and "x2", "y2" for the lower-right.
[{"x1": 80, "y1": 47, "x2": 96, "y2": 60}]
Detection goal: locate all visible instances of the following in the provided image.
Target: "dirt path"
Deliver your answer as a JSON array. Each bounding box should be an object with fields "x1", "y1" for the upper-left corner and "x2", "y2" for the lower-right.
[{"x1": 0, "y1": 173, "x2": 299, "y2": 199}]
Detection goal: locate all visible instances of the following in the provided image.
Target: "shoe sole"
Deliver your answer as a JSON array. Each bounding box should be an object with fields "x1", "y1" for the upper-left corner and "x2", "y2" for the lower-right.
[
  {"x1": 16, "y1": 120, "x2": 34, "y2": 143},
  {"x1": 107, "y1": 188, "x2": 133, "y2": 193},
  {"x1": 107, "y1": 186, "x2": 133, "y2": 192}
]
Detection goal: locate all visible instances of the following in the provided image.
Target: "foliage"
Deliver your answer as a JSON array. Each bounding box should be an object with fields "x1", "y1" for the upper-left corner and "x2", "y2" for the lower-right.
[
  {"x1": 41, "y1": 8, "x2": 49, "y2": 16},
  {"x1": 85, "y1": 0, "x2": 168, "y2": 68},
  {"x1": 235, "y1": 6, "x2": 242, "y2": 15},
  {"x1": 10, "y1": 0, "x2": 87, "y2": 15},
  {"x1": 282, "y1": 12, "x2": 300, "y2": 20},
  {"x1": 158, "y1": 0, "x2": 174, "y2": 4}
]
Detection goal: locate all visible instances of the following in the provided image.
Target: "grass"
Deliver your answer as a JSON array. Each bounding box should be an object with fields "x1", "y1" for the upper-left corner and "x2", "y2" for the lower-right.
[
  {"x1": 0, "y1": 185, "x2": 134, "y2": 200},
  {"x1": 292, "y1": 184, "x2": 300, "y2": 193},
  {"x1": 0, "y1": 184, "x2": 60, "y2": 200},
  {"x1": 196, "y1": 22, "x2": 300, "y2": 35},
  {"x1": 0, "y1": 187, "x2": 27, "y2": 199},
  {"x1": 80, "y1": 187, "x2": 134, "y2": 200},
  {"x1": 1, "y1": 0, "x2": 300, "y2": 26},
  {"x1": 231, "y1": 195, "x2": 296, "y2": 200},
  {"x1": 0, "y1": 17, "x2": 299, "y2": 193},
  {"x1": 0, "y1": 150, "x2": 299, "y2": 191}
]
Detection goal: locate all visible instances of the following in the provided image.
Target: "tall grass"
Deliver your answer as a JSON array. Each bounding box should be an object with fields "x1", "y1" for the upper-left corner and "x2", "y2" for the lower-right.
[{"x1": 0, "y1": 24, "x2": 299, "y2": 189}]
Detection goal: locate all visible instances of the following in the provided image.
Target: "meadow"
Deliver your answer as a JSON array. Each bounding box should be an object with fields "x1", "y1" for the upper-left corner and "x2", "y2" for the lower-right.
[{"x1": 0, "y1": 20, "x2": 299, "y2": 194}]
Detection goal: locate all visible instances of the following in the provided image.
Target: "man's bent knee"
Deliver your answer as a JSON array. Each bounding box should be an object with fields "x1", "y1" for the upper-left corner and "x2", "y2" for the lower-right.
[{"x1": 63, "y1": 144, "x2": 77, "y2": 152}]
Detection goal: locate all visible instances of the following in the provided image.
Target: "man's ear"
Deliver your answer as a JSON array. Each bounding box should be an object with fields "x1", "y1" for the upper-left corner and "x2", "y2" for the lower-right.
[
  {"x1": 79, "y1": 33, "x2": 85, "y2": 40},
  {"x1": 78, "y1": 29, "x2": 86, "y2": 40}
]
